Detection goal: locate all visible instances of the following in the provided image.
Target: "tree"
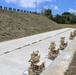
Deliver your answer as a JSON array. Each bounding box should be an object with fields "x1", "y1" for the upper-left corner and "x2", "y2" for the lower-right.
[
  {"x1": 53, "y1": 14, "x2": 65, "y2": 23},
  {"x1": 62, "y1": 12, "x2": 71, "y2": 16},
  {"x1": 70, "y1": 16, "x2": 76, "y2": 24},
  {"x1": 43, "y1": 9, "x2": 53, "y2": 20}
]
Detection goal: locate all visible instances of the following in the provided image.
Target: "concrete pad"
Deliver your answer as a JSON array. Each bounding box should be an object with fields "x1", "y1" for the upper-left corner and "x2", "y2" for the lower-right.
[
  {"x1": 0, "y1": 28, "x2": 75, "y2": 75},
  {"x1": 0, "y1": 28, "x2": 74, "y2": 55}
]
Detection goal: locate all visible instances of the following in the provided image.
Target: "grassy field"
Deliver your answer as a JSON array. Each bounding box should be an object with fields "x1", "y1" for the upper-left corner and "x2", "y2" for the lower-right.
[
  {"x1": 65, "y1": 51, "x2": 76, "y2": 75},
  {"x1": 59, "y1": 24, "x2": 76, "y2": 28}
]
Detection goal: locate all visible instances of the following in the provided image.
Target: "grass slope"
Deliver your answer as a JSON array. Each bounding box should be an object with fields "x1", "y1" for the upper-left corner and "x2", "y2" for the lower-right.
[
  {"x1": 0, "y1": 9, "x2": 76, "y2": 42},
  {"x1": 0, "y1": 9, "x2": 59, "y2": 42}
]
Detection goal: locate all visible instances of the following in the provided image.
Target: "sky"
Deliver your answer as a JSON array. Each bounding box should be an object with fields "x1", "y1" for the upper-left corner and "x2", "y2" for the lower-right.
[{"x1": 0, "y1": 0, "x2": 76, "y2": 15}]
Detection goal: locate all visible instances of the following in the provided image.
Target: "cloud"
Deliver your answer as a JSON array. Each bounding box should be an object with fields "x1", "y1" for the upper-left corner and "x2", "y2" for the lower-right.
[
  {"x1": 5, "y1": 0, "x2": 52, "y2": 8},
  {"x1": 43, "y1": 6, "x2": 49, "y2": 9},
  {"x1": 5, "y1": 0, "x2": 16, "y2": 3},
  {"x1": 53, "y1": 5, "x2": 59, "y2": 10},
  {"x1": 51, "y1": 5, "x2": 59, "y2": 10},
  {"x1": 68, "y1": 8, "x2": 76, "y2": 13},
  {"x1": 5, "y1": 0, "x2": 36, "y2": 8}
]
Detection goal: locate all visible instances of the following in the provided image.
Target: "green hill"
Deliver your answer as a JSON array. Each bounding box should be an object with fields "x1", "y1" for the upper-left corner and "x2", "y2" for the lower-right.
[{"x1": 0, "y1": 9, "x2": 60, "y2": 42}]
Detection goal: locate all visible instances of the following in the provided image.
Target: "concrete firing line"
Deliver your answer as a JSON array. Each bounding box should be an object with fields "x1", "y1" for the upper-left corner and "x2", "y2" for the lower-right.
[
  {"x1": 0, "y1": 28, "x2": 73, "y2": 56},
  {"x1": 0, "y1": 28, "x2": 75, "y2": 75},
  {"x1": 0, "y1": 28, "x2": 73, "y2": 55}
]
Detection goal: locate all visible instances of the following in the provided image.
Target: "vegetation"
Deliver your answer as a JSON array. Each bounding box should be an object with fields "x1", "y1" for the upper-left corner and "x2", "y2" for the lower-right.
[
  {"x1": 43, "y1": 9, "x2": 76, "y2": 24},
  {"x1": 65, "y1": 52, "x2": 76, "y2": 75},
  {"x1": 53, "y1": 12, "x2": 76, "y2": 24},
  {"x1": 59, "y1": 24, "x2": 76, "y2": 28},
  {"x1": 0, "y1": 9, "x2": 76, "y2": 42},
  {"x1": 43, "y1": 9, "x2": 53, "y2": 20},
  {"x1": 0, "y1": 9, "x2": 59, "y2": 42}
]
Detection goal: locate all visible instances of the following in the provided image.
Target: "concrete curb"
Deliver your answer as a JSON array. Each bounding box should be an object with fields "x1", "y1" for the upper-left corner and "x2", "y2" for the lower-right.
[{"x1": 41, "y1": 37, "x2": 76, "y2": 75}]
